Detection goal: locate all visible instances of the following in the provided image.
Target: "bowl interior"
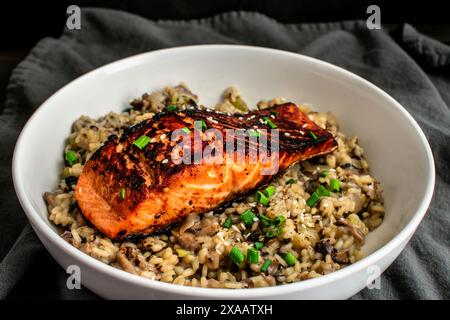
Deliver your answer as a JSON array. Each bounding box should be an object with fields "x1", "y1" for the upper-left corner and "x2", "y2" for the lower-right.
[{"x1": 14, "y1": 45, "x2": 433, "y2": 272}]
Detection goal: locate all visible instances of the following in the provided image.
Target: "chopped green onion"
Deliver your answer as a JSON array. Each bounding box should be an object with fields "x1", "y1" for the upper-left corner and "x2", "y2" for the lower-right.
[
  {"x1": 247, "y1": 248, "x2": 259, "y2": 264},
  {"x1": 223, "y1": 217, "x2": 232, "y2": 229},
  {"x1": 306, "y1": 191, "x2": 321, "y2": 207},
  {"x1": 286, "y1": 178, "x2": 296, "y2": 185},
  {"x1": 317, "y1": 185, "x2": 331, "y2": 197},
  {"x1": 254, "y1": 242, "x2": 264, "y2": 250},
  {"x1": 181, "y1": 127, "x2": 191, "y2": 134},
  {"x1": 258, "y1": 214, "x2": 272, "y2": 227},
  {"x1": 65, "y1": 150, "x2": 78, "y2": 166},
  {"x1": 256, "y1": 191, "x2": 269, "y2": 206},
  {"x1": 255, "y1": 185, "x2": 276, "y2": 207},
  {"x1": 265, "y1": 226, "x2": 282, "y2": 238},
  {"x1": 166, "y1": 105, "x2": 177, "y2": 112},
  {"x1": 240, "y1": 210, "x2": 256, "y2": 225},
  {"x1": 283, "y1": 252, "x2": 297, "y2": 266},
  {"x1": 263, "y1": 185, "x2": 276, "y2": 198},
  {"x1": 247, "y1": 129, "x2": 261, "y2": 137},
  {"x1": 259, "y1": 214, "x2": 286, "y2": 229},
  {"x1": 229, "y1": 246, "x2": 244, "y2": 265},
  {"x1": 194, "y1": 120, "x2": 207, "y2": 131},
  {"x1": 261, "y1": 259, "x2": 272, "y2": 272},
  {"x1": 200, "y1": 119, "x2": 207, "y2": 131},
  {"x1": 262, "y1": 116, "x2": 277, "y2": 129},
  {"x1": 321, "y1": 170, "x2": 329, "y2": 178},
  {"x1": 119, "y1": 187, "x2": 126, "y2": 199},
  {"x1": 133, "y1": 135, "x2": 151, "y2": 150},
  {"x1": 270, "y1": 111, "x2": 280, "y2": 116},
  {"x1": 308, "y1": 131, "x2": 318, "y2": 140},
  {"x1": 330, "y1": 178, "x2": 341, "y2": 193},
  {"x1": 272, "y1": 215, "x2": 286, "y2": 227}
]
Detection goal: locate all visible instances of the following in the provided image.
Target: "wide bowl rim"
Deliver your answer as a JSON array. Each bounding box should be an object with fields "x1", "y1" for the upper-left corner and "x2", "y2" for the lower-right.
[{"x1": 12, "y1": 44, "x2": 435, "y2": 299}]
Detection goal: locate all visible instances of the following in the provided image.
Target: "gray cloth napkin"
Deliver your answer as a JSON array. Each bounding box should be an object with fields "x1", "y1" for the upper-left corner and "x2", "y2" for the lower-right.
[{"x1": 1, "y1": 8, "x2": 449, "y2": 300}]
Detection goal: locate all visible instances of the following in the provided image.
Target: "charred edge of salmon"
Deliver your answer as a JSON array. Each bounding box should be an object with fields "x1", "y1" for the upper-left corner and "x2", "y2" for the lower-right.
[
  {"x1": 119, "y1": 137, "x2": 338, "y2": 242},
  {"x1": 94, "y1": 103, "x2": 331, "y2": 158},
  {"x1": 123, "y1": 224, "x2": 176, "y2": 242}
]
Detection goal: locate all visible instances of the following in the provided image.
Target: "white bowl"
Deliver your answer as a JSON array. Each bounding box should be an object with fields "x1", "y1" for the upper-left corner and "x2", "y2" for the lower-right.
[{"x1": 12, "y1": 45, "x2": 435, "y2": 299}]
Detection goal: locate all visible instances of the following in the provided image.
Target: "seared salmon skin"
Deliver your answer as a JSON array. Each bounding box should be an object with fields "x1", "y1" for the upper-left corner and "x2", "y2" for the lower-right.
[{"x1": 75, "y1": 103, "x2": 337, "y2": 240}]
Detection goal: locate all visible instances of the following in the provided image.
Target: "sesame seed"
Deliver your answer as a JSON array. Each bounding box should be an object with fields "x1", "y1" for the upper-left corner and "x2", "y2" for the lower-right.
[
  {"x1": 284, "y1": 132, "x2": 291, "y2": 136},
  {"x1": 302, "y1": 123, "x2": 307, "y2": 128},
  {"x1": 238, "y1": 117, "x2": 244, "y2": 120},
  {"x1": 160, "y1": 134, "x2": 167, "y2": 140},
  {"x1": 207, "y1": 116, "x2": 218, "y2": 124},
  {"x1": 270, "y1": 115, "x2": 275, "y2": 119},
  {"x1": 162, "y1": 159, "x2": 168, "y2": 164}
]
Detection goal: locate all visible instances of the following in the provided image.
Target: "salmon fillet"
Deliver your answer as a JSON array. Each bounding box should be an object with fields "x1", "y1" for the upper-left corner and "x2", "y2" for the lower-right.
[{"x1": 75, "y1": 103, "x2": 337, "y2": 240}]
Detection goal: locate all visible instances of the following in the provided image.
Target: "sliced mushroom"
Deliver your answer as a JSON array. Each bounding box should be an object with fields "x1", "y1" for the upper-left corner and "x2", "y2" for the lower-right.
[
  {"x1": 315, "y1": 239, "x2": 335, "y2": 257},
  {"x1": 197, "y1": 217, "x2": 219, "y2": 236},
  {"x1": 337, "y1": 218, "x2": 365, "y2": 242},
  {"x1": 173, "y1": 231, "x2": 200, "y2": 251},
  {"x1": 332, "y1": 249, "x2": 349, "y2": 264},
  {"x1": 117, "y1": 245, "x2": 139, "y2": 275},
  {"x1": 61, "y1": 230, "x2": 73, "y2": 242},
  {"x1": 43, "y1": 192, "x2": 58, "y2": 210}
]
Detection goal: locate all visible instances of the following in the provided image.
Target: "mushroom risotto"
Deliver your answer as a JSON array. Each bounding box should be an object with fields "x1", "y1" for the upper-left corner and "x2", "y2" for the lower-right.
[{"x1": 44, "y1": 83, "x2": 384, "y2": 288}]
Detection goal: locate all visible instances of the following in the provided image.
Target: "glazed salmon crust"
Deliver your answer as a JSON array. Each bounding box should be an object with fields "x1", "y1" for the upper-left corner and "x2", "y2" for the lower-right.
[{"x1": 75, "y1": 103, "x2": 337, "y2": 240}]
